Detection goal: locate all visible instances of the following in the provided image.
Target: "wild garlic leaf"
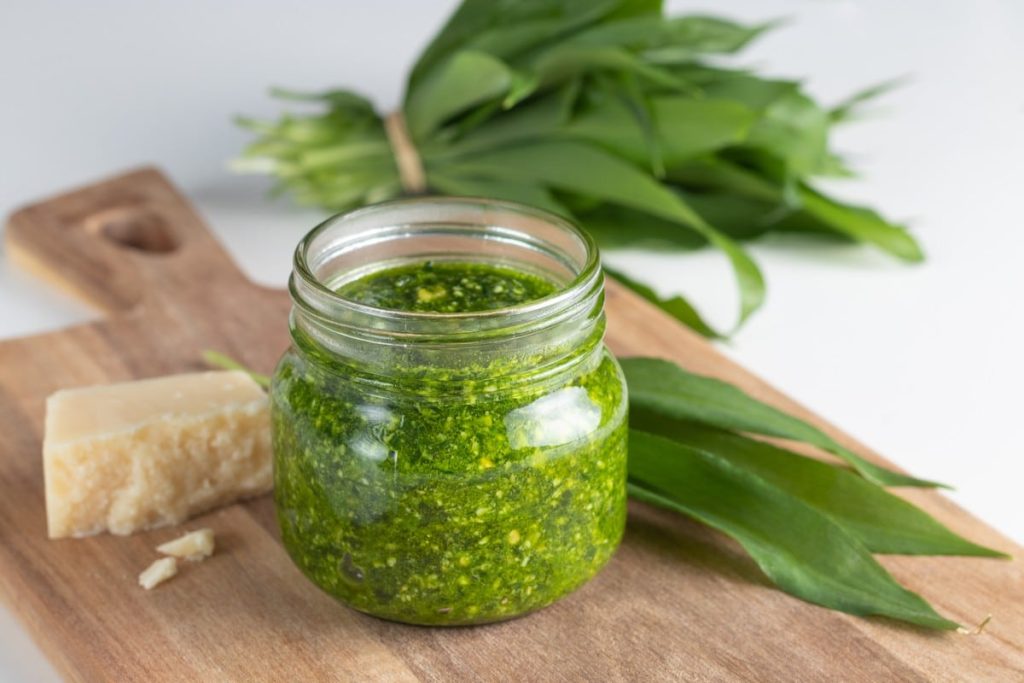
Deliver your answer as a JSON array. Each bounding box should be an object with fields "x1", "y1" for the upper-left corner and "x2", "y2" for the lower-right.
[
  {"x1": 614, "y1": 71, "x2": 665, "y2": 176},
  {"x1": 814, "y1": 151, "x2": 858, "y2": 178},
  {"x1": 679, "y1": 192, "x2": 789, "y2": 241},
  {"x1": 655, "y1": 15, "x2": 781, "y2": 55},
  {"x1": 745, "y1": 90, "x2": 830, "y2": 177},
  {"x1": 668, "y1": 158, "x2": 781, "y2": 202},
  {"x1": 628, "y1": 430, "x2": 958, "y2": 630},
  {"x1": 409, "y1": 0, "x2": 622, "y2": 90},
  {"x1": 437, "y1": 94, "x2": 564, "y2": 158},
  {"x1": 444, "y1": 88, "x2": 754, "y2": 168},
  {"x1": 798, "y1": 185, "x2": 924, "y2": 262},
  {"x1": 562, "y1": 15, "x2": 682, "y2": 50},
  {"x1": 668, "y1": 158, "x2": 923, "y2": 261},
  {"x1": 405, "y1": 51, "x2": 514, "y2": 139},
  {"x1": 606, "y1": 0, "x2": 661, "y2": 18},
  {"x1": 530, "y1": 44, "x2": 690, "y2": 93},
  {"x1": 830, "y1": 77, "x2": 907, "y2": 123},
  {"x1": 568, "y1": 14, "x2": 774, "y2": 56},
  {"x1": 694, "y1": 229, "x2": 765, "y2": 331},
  {"x1": 620, "y1": 357, "x2": 944, "y2": 488},
  {"x1": 566, "y1": 96, "x2": 756, "y2": 168},
  {"x1": 502, "y1": 70, "x2": 542, "y2": 109},
  {"x1": 699, "y1": 73, "x2": 800, "y2": 111},
  {"x1": 202, "y1": 350, "x2": 270, "y2": 388},
  {"x1": 465, "y1": 19, "x2": 596, "y2": 66},
  {"x1": 631, "y1": 416, "x2": 1005, "y2": 557},
  {"x1": 297, "y1": 141, "x2": 393, "y2": 172},
  {"x1": 578, "y1": 203, "x2": 705, "y2": 250},
  {"x1": 433, "y1": 140, "x2": 676, "y2": 207}
]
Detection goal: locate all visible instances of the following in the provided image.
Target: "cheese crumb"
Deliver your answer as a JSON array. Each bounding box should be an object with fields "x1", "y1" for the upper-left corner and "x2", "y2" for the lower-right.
[
  {"x1": 157, "y1": 528, "x2": 215, "y2": 561},
  {"x1": 139, "y1": 557, "x2": 178, "y2": 590},
  {"x1": 42, "y1": 371, "x2": 271, "y2": 538}
]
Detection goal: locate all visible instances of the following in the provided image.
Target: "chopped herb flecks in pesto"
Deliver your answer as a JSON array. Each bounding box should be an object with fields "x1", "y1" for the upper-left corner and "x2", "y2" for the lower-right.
[
  {"x1": 272, "y1": 260, "x2": 627, "y2": 625},
  {"x1": 336, "y1": 260, "x2": 557, "y2": 312}
]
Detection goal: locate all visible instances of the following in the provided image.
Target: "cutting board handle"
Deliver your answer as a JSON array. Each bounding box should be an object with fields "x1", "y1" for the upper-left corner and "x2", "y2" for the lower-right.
[{"x1": 5, "y1": 167, "x2": 246, "y2": 313}]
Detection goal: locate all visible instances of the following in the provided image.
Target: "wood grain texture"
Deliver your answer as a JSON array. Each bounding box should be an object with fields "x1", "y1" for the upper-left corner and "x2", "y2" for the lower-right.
[{"x1": 1, "y1": 168, "x2": 1021, "y2": 682}]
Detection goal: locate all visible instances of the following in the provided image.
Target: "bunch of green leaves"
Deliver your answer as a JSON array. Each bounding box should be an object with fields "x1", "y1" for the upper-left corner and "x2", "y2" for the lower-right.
[
  {"x1": 621, "y1": 357, "x2": 1004, "y2": 630},
  {"x1": 236, "y1": 0, "x2": 922, "y2": 336}
]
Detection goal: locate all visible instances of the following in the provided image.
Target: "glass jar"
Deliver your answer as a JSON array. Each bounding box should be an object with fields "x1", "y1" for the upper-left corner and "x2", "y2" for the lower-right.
[{"x1": 271, "y1": 198, "x2": 628, "y2": 625}]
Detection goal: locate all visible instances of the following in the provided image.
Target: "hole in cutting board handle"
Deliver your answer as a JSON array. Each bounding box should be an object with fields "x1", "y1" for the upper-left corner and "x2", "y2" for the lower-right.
[{"x1": 85, "y1": 208, "x2": 179, "y2": 254}]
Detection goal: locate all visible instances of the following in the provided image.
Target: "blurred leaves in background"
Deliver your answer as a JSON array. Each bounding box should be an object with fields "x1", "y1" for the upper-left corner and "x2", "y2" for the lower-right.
[{"x1": 237, "y1": 0, "x2": 922, "y2": 336}]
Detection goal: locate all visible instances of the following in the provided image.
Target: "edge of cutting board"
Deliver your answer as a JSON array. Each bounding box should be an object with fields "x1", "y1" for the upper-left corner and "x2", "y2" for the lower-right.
[{"x1": 0, "y1": 167, "x2": 1020, "y2": 682}]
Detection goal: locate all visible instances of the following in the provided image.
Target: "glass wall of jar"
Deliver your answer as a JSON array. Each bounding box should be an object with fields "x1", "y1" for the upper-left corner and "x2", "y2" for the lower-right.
[{"x1": 272, "y1": 198, "x2": 628, "y2": 625}]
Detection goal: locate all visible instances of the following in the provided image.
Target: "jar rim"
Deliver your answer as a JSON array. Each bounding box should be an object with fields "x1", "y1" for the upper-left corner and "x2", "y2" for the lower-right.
[{"x1": 290, "y1": 196, "x2": 603, "y2": 341}]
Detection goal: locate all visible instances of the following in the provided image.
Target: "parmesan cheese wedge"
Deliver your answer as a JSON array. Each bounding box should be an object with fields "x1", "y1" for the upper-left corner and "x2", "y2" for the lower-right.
[
  {"x1": 157, "y1": 528, "x2": 215, "y2": 561},
  {"x1": 139, "y1": 557, "x2": 178, "y2": 590},
  {"x1": 43, "y1": 371, "x2": 271, "y2": 538}
]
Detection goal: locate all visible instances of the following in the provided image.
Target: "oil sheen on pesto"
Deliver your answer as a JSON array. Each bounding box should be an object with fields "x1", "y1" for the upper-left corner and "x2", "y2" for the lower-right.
[{"x1": 272, "y1": 260, "x2": 628, "y2": 625}]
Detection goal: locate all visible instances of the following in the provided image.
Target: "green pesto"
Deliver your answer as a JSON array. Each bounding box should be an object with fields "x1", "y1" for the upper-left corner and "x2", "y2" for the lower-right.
[
  {"x1": 272, "y1": 261, "x2": 628, "y2": 625},
  {"x1": 336, "y1": 260, "x2": 558, "y2": 313}
]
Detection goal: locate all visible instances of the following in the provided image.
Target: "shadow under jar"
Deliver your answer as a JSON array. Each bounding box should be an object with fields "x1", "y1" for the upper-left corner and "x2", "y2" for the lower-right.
[{"x1": 272, "y1": 198, "x2": 628, "y2": 625}]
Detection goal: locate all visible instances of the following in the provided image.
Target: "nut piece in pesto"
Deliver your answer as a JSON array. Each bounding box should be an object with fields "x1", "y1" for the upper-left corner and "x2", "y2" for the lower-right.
[{"x1": 273, "y1": 198, "x2": 628, "y2": 626}]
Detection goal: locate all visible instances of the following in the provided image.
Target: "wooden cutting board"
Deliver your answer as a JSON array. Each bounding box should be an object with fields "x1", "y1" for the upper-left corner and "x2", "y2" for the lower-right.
[{"x1": 1, "y1": 168, "x2": 1021, "y2": 682}]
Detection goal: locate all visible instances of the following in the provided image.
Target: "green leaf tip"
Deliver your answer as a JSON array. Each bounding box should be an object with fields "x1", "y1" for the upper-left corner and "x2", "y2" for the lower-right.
[
  {"x1": 628, "y1": 430, "x2": 960, "y2": 630},
  {"x1": 201, "y1": 350, "x2": 271, "y2": 389}
]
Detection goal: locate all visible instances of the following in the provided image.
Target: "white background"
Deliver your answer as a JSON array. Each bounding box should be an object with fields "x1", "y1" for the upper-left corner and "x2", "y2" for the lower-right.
[{"x1": 1, "y1": 1, "x2": 1022, "y2": 679}]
